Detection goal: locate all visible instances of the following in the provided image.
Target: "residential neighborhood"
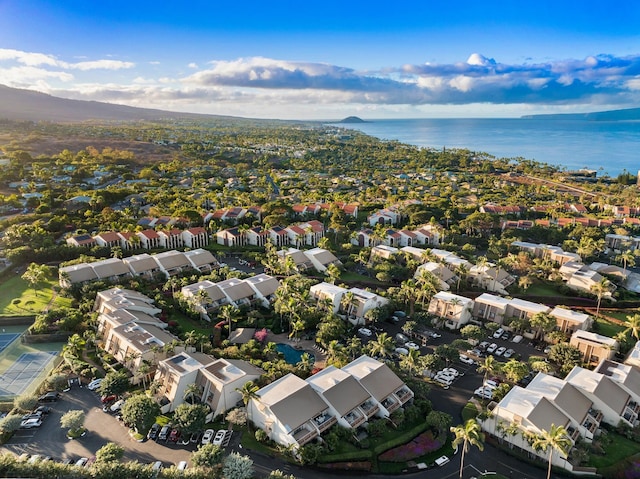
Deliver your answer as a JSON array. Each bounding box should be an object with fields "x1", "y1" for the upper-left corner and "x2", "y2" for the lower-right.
[{"x1": 2, "y1": 117, "x2": 640, "y2": 479}]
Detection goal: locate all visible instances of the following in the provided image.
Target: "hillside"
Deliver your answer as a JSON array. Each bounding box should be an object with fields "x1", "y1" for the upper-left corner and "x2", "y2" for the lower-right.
[
  {"x1": 0, "y1": 84, "x2": 240, "y2": 122},
  {"x1": 522, "y1": 107, "x2": 640, "y2": 121}
]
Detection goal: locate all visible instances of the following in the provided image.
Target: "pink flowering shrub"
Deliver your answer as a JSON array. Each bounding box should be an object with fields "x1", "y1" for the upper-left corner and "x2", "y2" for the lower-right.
[
  {"x1": 379, "y1": 430, "x2": 442, "y2": 462},
  {"x1": 254, "y1": 328, "x2": 268, "y2": 343}
]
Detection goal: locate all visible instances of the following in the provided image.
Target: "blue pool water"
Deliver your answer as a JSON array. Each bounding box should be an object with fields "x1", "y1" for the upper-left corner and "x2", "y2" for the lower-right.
[{"x1": 275, "y1": 343, "x2": 314, "y2": 364}]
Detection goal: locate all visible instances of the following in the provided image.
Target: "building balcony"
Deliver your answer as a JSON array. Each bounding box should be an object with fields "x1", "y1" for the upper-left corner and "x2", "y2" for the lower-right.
[
  {"x1": 292, "y1": 425, "x2": 318, "y2": 446},
  {"x1": 394, "y1": 387, "x2": 413, "y2": 404},
  {"x1": 382, "y1": 396, "x2": 400, "y2": 413},
  {"x1": 566, "y1": 426, "x2": 581, "y2": 442},
  {"x1": 343, "y1": 410, "x2": 366, "y2": 429},
  {"x1": 359, "y1": 400, "x2": 379, "y2": 418},
  {"x1": 312, "y1": 413, "x2": 336, "y2": 433},
  {"x1": 628, "y1": 401, "x2": 640, "y2": 414},
  {"x1": 588, "y1": 408, "x2": 603, "y2": 424}
]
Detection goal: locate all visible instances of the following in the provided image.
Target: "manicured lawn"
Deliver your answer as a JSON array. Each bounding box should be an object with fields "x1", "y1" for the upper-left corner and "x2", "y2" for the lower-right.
[
  {"x1": 594, "y1": 317, "x2": 626, "y2": 338},
  {"x1": 168, "y1": 310, "x2": 212, "y2": 336},
  {"x1": 0, "y1": 276, "x2": 71, "y2": 316},
  {"x1": 462, "y1": 402, "x2": 479, "y2": 421},
  {"x1": 526, "y1": 282, "x2": 570, "y2": 297},
  {"x1": 340, "y1": 271, "x2": 383, "y2": 284},
  {"x1": 588, "y1": 432, "x2": 640, "y2": 469}
]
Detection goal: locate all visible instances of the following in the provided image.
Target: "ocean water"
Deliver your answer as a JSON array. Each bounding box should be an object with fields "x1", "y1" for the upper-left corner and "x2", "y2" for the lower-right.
[{"x1": 334, "y1": 118, "x2": 640, "y2": 177}]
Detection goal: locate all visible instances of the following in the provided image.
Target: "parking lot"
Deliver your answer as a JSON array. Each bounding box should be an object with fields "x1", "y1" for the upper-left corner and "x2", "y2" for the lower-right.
[{"x1": 1, "y1": 386, "x2": 238, "y2": 468}]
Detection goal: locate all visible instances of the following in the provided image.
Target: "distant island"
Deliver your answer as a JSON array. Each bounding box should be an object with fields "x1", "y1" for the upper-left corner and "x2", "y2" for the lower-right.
[
  {"x1": 522, "y1": 107, "x2": 640, "y2": 121},
  {"x1": 338, "y1": 116, "x2": 367, "y2": 123}
]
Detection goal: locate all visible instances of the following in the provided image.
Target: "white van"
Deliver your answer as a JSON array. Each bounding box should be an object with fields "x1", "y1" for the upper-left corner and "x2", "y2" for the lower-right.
[
  {"x1": 177, "y1": 461, "x2": 188, "y2": 471},
  {"x1": 109, "y1": 399, "x2": 125, "y2": 413}
]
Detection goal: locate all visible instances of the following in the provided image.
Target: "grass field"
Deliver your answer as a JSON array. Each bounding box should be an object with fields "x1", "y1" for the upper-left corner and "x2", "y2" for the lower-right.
[{"x1": 0, "y1": 276, "x2": 72, "y2": 316}]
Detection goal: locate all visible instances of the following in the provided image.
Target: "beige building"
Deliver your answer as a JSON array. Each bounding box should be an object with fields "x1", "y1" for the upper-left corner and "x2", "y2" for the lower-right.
[{"x1": 569, "y1": 330, "x2": 618, "y2": 364}]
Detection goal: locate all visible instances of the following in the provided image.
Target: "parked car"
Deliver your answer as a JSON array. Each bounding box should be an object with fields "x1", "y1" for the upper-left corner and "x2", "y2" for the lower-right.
[
  {"x1": 201, "y1": 429, "x2": 214, "y2": 445},
  {"x1": 478, "y1": 341, "x2": 490, "y2": 350},
  {"x1": 493, "y1": 328, "x2": 505, "y2": 339},
  {"x1": 387, "y1": 315, "x2": 400, "y2": 324},
  {"x1": 151, "y1": 461, "x2": 163, "y2": 473},
  {"x1": 38, "y1": 392, "x2": 61, "y2": 402},
  {"x1": 512, "y1": 335, "x2": 524, "y2": 343},
  {"x1": 494, "y1": 346, "x2": 507, "y2": 356},
  {"x1": 484, "y1": 379, "x2": 500, "y2": 390},
  {"x1": 393, "y1": 311, "x2": 407, "y2": 318},
  {"x1": 179, "y1": 434, "x2": 190, "y2": 446},
  {"x1": 104, "y1": 399, "x2": 124, "y2": 413},
  {"x1": 189, "y1": 431, "x2": 202, "y2": 444},
  {"x1": 147, "y1": 423, "x2": 161, "y2": 440},
  {"x1": 20, "y1": 418, "x2": 43, "y2": 429},
  {"x1": 212, "y1": 430, "x2": 227, "y2": 446},
  {"x1": 75, "y1": 457, "x2": 89, "y2": 467},
  {"x1": 486, "y1": 343, "x2": 498, "y2": 354},
  {"x1": 405, "y1": 341, "x2": 420, "y2": 350},
  {"x1": 503, "y1": 348, "x2": 515, "y2": 359},
  {"x1": 474, "y1": 387, "x2": 494, "y2": 399},
  {"x1": 158, "y1": 425, "x2": 171, "y2": 441},
  {"x1": 441, "y1": 367, "x2": 462, "y2": 377},
  {"x1": 87, "y1": 378, "x2": 103, "y2": 391},
  {"x1": 32, "y1": 406, "x2": 51, "y2": 415},
  {"x1": 459, "y1": 354, "x2": 475, "y2": 365},
  {"x1": 501, "y1": 331, "x2": 511, "y2": 341},
  {"x1": 394, "y1": 347, "x2": 409, "y2": 355},
  {"x1": 395, "y1": 333, "x2": 409, "y2": 344},
  {"x1": 168, "y1": 429, "x2": 181, "y2": 442},
  {"x1": 177, "y1": 461, "x2": 188, "y2": 471},
  {"x1": 357, "y1": 327, "x2": 372, "y2": 337},
  {"x1": 101, "y1": 394, "x2": 117, "y2": 404}
]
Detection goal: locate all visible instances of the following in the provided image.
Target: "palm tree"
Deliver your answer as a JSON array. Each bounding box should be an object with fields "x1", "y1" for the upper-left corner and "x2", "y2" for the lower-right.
[
  {"x1": 477, "y1": 355, "x2": 498, "y2": 385},
  {"x1": 184, "y1": 383, "x2": 202, "y2": 404},
  {"x1": 219, "y1": 304, "x2": 240, "y2": 334},
  {"x1": 236, "y1": 381, "x2": 260, "y2": 431},
  {"x1": 623, "y1": 313, "x2": 640, "y2": 341},
  {"x1": 367, "y1": 332, "x2": 394, "y2": 359},
  {"x1": 399, "y1": 348, "x2": 421, "y2": 375},
  {"x1": 137, "y1": 361, "x2": 151, "y2": 390},
  {"x1": 590, "y1": 278, "x2": 611, "y2": 318},
  {"x1": 616, "y1": 250, "x2": 636, "y2": 277},
  {"x1": 531, "y1": 424, "x2": 572, "y2": 479},
  {"x1": 450, "y1": 419, "x2": 484, "y2": 479}
]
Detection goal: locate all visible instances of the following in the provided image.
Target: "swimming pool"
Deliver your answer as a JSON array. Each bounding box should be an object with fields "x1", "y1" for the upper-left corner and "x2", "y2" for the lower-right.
[{"x1": 275, "y1": 343, "x2": 315, "y2": 364}]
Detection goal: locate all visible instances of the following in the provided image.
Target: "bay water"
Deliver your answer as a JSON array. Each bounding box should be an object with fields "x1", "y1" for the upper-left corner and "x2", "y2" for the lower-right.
[{"x1": 335, "y1": 118, "x2": 640, "y2": 177}]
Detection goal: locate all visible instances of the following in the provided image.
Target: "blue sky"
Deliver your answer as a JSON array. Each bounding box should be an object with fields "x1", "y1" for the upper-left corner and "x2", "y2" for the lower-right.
[{"x1": 1, "y1": 0, "x2": 639, "y2": 119}]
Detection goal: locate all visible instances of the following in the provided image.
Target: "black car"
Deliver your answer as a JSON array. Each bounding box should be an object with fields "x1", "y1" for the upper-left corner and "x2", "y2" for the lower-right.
[
  {"x1": 38, "y1": 392, "x2": 61, "y2": 402},
  {"x1": 147, "y1": 423, "x2": 161, "y2": 440},
  {"x1": 33, "y1": 406, "x2": 52, "y2": 415}
]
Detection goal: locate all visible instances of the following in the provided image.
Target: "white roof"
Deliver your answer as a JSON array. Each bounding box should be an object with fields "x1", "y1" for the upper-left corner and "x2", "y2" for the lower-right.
[
  {"x1": 473, "y1": 292, "x2": 510, "y2": 308},
  {"x1": 550, "y1": 307, "x2": 590, "y2": 325},
  {"x1": 310, "y1": 282, "x2": 347, "y2": 297},
  {"x1": 571, "y1": 330, "x2": 618, "y2": 347},
  {"x1": 432, "y1": 291, "x2": 473, "y2": 305},
  {"x1": 509, "y1": 297, "x2": 550, "y2": 314}
]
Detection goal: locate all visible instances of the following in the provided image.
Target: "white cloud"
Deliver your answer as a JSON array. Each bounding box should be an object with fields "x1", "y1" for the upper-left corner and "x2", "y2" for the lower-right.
[
  {"x1": 0, "y1": 48, "x2": 134, "y2": 70},
  {"x1": 188, "y1": 62, "x2": 198, "y2": 69}
]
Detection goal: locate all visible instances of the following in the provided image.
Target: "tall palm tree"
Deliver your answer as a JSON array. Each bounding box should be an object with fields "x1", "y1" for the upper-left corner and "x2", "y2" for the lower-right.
[
  {"x1": 531, "y1": 424, "x2": 572, "y2": 479},
  {"x1": 590, "y1": 278, "x2": 611, "y2": 318},
  {"x1": 623, "y1": 313, "x2": 640, "y2": 341},
  {"x1": 450, "y1": 419, "x2": 484, "y2": 479},
  {"x1": 236, "y1": 381, "x2": 260, "y2": 431},
  {"x1": 616, "y1": 250, "x2": 636, "y2": 277},
  {"x1": 477, "y1": 355, "x2": 498, "y2": 385}
]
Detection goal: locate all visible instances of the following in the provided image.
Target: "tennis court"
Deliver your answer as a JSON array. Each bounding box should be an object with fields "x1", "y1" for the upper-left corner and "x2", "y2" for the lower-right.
[
  {"x1": 0, "y1": 351, "x2": 58, "y2": 396},
  {"x1": 0, "y1": 333, "x2": 20, "y2": 354}
]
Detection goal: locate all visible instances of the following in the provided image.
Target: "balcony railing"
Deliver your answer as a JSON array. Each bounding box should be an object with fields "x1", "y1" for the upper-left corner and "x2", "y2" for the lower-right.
[
  {"x1": 359, "y1": 400, "x2": 379, "y2": 418},
  {"x1": 292, "y1": 426, "x2": 317, "y2": 446},
  {"x1": 313, "y1": 414, "x2": 336, "y2": 433},
  {"x1": 382, "y1": 396, "x2": 400, "y2": 413},
  {"x1": 395, "y1": 387, "x2": 413, "y2": 403},
  {"x1": 344, "y1": 410, "x2": 366, "y2": 428}
]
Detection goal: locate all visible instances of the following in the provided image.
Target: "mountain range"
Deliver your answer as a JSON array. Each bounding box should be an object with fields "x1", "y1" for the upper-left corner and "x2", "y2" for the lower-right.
[
  {"x1": 521, "y1": 107, "x2": 640, "y2": 121},
  {"x1": 0, "y1": 84, "x2": 237, "y2": 122}
]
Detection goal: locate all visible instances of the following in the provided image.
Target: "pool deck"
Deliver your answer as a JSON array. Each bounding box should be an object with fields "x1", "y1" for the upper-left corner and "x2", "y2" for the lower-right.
[{"x1": 268, "y1": 332, "x2": 327, "y2": 368}]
